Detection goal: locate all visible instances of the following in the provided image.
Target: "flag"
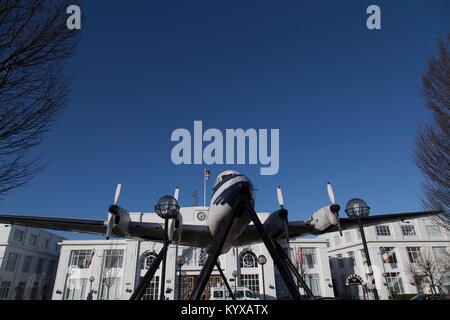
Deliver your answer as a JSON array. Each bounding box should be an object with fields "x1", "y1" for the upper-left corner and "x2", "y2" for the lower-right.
[
  {"x1": 88, "y1": 250, "x2": 95, "y2": 267},
  {"x1": 380, "y1": 247, "x2": 390, "y2": 263},
  {"x1": 205, "y1": 169, "x2": 211, "y2": 180},
  {"x1": 298, "y1": 248, "x2": 302, "y2": 265}
]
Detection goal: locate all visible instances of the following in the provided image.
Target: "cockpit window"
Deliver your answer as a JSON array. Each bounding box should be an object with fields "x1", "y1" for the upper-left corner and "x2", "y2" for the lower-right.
[{"x1": 213, "y1": 170, "x2": 236, "y2": 189}]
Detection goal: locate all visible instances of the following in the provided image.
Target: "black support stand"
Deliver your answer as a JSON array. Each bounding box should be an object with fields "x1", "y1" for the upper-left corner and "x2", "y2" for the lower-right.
[
  {"x1": 215, "y1": 261, "x2": 236, "y2": 301},
  {"x1": 189, "y1": 201, "x2": 243, "y2": 300},
  {"x1": 246, "y1": 204, "x2": 303, "y2": 300},
  {"x1": 130, "y1": 242, "x2": 169, "y2": 300},
  {"x1": 130, "y1": 219, "x2": 171, "y2": 301},
  {"x1": 274, "y1": 241, "x2": 315, "y2": 299}
]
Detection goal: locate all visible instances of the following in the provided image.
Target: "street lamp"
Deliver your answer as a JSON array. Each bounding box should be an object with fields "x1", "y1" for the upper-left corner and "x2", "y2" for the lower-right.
[
  {"x1": 87, "y1": 276, "x2": 95, "y2": 300},
  {"x1": 232, "y1": 270, "x2": 238, "y2": 295},
  {"x1": 257, "y1": 255, "x2": 267, "y2": 300},
  {"x1": 176, "y1": 255, "x2": 186, "y2": 300},
  {"x1": 155, "y1": 195, "x2": 180, "y2": 300},
  {"x1": 345, "y1": 198, "x2": 379, "y2": 300}
]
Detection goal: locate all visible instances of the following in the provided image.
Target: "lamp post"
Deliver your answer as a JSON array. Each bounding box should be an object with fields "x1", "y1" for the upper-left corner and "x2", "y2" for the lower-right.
[
  {"x1": 258, "y1": 255, "x2": 267, "y2": 300},
  {"x1": 345, "y1": 198, "x2": 379, "y2": 300},
  {"x1": 232, "y1": 270, "x2": 238, "y2": 295},
  {"x1": 155, "y1": 195, "x2": 180, "y2": 301},
  {"x1": 88, "y1": 276, "x2": 95, "y2": 300},
  {"x1": 176, "y1": 255, "x2": 186, "y2": 300}
]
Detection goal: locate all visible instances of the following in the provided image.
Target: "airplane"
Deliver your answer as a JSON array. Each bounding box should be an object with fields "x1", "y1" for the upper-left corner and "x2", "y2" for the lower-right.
[
  {"x1": 0, "y1": 170, "x2": 441, "y2": 252},
  {"x1": 0, "y1": 170, "x2": 442, "y2": 300}
]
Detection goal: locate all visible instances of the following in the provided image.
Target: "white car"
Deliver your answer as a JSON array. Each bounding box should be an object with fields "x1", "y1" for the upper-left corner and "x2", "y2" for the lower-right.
[{"x1": 210, "y1": 286, "x2": 260, "y2": 300}]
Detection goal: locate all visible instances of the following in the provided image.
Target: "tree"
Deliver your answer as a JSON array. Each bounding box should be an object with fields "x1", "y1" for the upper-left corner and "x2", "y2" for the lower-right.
[
  {"x1": 406, "y1": 247, "x2": 449, "y2": 295},
  {"x1": 0, "y1": 0, "x2": 79, "y2": 196},
  {"x1": 414, "y1": 34, "x2": 450, "y2": 229}
]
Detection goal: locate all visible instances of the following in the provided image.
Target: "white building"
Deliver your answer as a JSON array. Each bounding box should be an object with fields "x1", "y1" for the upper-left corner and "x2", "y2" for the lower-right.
[
  {"x1": 317, "y1": 217, "x2": 450, "y2": 299},
  {"x1": 51, "y1": 207, "x2": 334, "y2": 300},
  {"x1": 0, "y1": 224, "x2": 65, "y2": 300}
]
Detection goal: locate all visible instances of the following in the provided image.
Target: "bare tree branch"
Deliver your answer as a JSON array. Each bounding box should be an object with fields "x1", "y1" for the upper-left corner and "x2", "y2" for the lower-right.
[
  {"x1": 414, "y1": 34, "x2": 450, "y2": 230},
  {"x1": 0, "y1": 0, "x2": 80, "y2": 197}
]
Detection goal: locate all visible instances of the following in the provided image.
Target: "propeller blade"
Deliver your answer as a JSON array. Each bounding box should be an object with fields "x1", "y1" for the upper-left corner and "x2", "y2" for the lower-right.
[
  {"x1": 174, "y1": 186, "x2": 179, "y2": 201},
  {"x1": 106, "y1": 213, "x2": 114, "y2": 240},
  {"x1": 327, "y1": 182, "x2": 335, "y2": 204},
  {"x1": 277, "y1": 186, "x2": 284, "y2": 208},
  {"x1": 114, "y1": 182, "x2": 122, "y2": 205}
]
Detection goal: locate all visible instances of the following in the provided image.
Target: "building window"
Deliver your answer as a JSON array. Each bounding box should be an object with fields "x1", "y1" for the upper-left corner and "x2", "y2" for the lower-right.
[
  {"x1": 375, "y1": 225, "x2": 391, "y2": 236},
  {"x1": 198, "y1": 249, "x2": 208, "y2": 267},
  {"x1": 22, "y1": 255, "x2": 33, "y2": 273},
  {"x1": 432, "y1": 247, "x2": 449, "y2": 261},
  {"x1": 305, "y1": 274, "x2": 322, "y2": 297},
  {"x1": 104, "y1": 250, "x2": 124, "y2": 269},
  {"x1": 401, "y1": 225, "x2": 416, "y2": 236},
  {"x1": 13, "y1": 229, "x2": 24, "y2": 242},
  {"x1": 30, "y1": 282, "x2": 39, "y2": 300},
  {"x1": 240, "y1": 274, "x2": 260, "y2": 296},
  {"x1": 64, "y1": 278, "x2": 87, "y2": 300},
  {"x1": 15, "y1": 282, "x2": 26, "y2": 300},
  {"x1": 380, "y1": 247, "x2": 398, "y2": 264},
  {"x1": 406, "y1": 247, "x2": 422, "y2": 263},
  {"x1": 333, "y1": 235, "x2": 341, "y2": 246},
  {"x1": 347, "y1": 251, "x2": 355, "y2": 266},
  {"x1": 101, "y1": 277, "x2": 121, "y2": 300},
  {"x1": 426, "y1": 225, "x2": 442, "y2": 237},
  {"x1": 36, "y1": 258, "x2": 45, "y2": 274},
  {"x1": 69, "y1": 250, "x2": 94, "y2": 269},
  {"x1": 5, "y1": 252, "x2": 19, "y2": 272},
  {"x1": 29, "y1": 234, "x2": 37, "y2": 246},
  {"x1": 141, "y1": 251, "x2": 158, "y2": 270},
  {"x1": 0, "y1": 281, "x2": 11, "y2": 299},
  {"x1": 42, "y1": 238, "x2": 50, "y2": 249},
  {"x1": 385, "y1": 272, "x2": 405, "y2": 294},
  {"x1": 239, "y1": 250, "x2": 258, "y2": 268},
  {"x1": 299, "y1": 248, "x2": 317, "y2": 268},
  {"x1": 344, "y1": 232, "x2": 352, "y2": 243},
  {"x1": 142, "y1": 277, "x2": 159, "y2": 300}
]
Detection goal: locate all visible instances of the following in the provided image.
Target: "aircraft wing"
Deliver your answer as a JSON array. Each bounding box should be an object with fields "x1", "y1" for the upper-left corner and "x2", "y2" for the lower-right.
[
  {"x1": 0, "y1": 214, "x2": 213, "y2": 247},
  {"x1": 0, "y1": 214, "x2": 108, "y2": 236},
  {"x1": 234, "y1": 210, "x2": 443, "y2": 246}
]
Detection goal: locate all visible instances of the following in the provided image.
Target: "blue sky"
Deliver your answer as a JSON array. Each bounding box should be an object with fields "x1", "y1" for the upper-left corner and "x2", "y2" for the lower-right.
[{"x1": 1, "y1": 1, "x2": 449, "y2": 240}]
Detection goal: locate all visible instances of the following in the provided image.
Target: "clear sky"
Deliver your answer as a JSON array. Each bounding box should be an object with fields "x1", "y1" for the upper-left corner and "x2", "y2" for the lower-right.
[{"x1": 0, "y1": 1, "x2": 449, "y2": 240}]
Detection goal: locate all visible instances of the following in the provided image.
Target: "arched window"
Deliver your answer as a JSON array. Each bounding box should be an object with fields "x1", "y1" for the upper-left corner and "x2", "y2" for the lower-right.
[
  {"x1": 141, "y1": 251, "x2": 158, "y2": 270},
  {"x1": 239, "y1": 250, "x2": 258, "y2": 268}
]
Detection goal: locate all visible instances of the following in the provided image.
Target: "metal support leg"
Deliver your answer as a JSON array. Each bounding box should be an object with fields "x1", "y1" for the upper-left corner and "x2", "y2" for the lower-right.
[
  {"x1": 274, "y1": 241, "x2": 315, "y2": 299},
  {"x1": 130, "y1": 241, "x2": 169, "y2": 300},
  {"x1": 160, "y1": 219, "x2": 170, "y2": 300},
  {"x1": 215, "y1": 261, "x2": 236, "y2": 301},
  {"x1": 246, "y1": 204, "x2": 303, "y2": 300},
  {"x1": 189, "y1": 201, "x2": 243, "y2": 300}
]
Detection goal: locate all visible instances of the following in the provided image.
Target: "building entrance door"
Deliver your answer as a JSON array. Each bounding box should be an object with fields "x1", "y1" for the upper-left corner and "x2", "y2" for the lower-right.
[{"x1": 181, "y1": 275, "x2": 223, "y2": 300}]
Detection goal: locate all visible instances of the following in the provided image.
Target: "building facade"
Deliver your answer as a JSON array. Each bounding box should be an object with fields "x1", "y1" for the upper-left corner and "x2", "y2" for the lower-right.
[
  {"x1": 51, "y1": 207, "x2": 334, "y2": 300},
  {"x1": 0, "y1": 224, "x2": 65, "y2": 300},
  {"x1": 318, "y1": 217, "x2": 450, "y2": 299}
]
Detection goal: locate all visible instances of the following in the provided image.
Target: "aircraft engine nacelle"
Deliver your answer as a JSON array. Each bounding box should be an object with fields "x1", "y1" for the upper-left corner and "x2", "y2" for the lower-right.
[
  {"x1": 168, "y1": 211, "x2": 183, "y2": 243},
  {"x1": 309, "y1": 206, "x2": 338, "y2": 232},
  {"x1": 108, "y1": 205, "x2": 131, "y2": 237},
  {"x1": 264, "y1": 209, "x2": 288, "y2": 238}
]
